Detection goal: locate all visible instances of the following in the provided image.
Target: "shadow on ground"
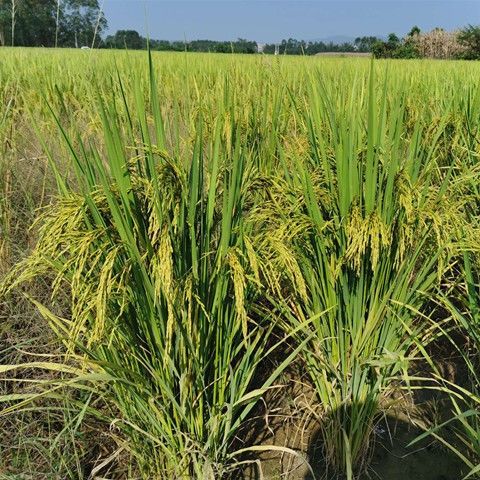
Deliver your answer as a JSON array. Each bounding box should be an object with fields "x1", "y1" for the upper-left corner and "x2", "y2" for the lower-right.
[
  {"x1": 241, "y1": 398, "x2": 466, "y2": 480},
  {"x1": 303, "y1": 415, "x2": 466, "y2": 480},
  {"x1": 240, "y1": 334, "x2": 471, "y2": 480}
]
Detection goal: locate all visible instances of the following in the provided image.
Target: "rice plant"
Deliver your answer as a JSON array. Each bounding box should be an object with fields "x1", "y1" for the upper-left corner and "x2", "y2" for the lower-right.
[
  {"x1": 256, "y1": 65, "x2": 471, "y2": 479},
  {"x1": 409, "y1": 107, "x2": 480, "y2": 478},
  {"x1": 1, "y1": 48, "x2": 480, "y2": 478},
  {"x1": 0, "y1": 58, "x2": 299, "y2": 478},
  {"x1": 411, "y1": 252, "x2": 480, "y2": 479}
]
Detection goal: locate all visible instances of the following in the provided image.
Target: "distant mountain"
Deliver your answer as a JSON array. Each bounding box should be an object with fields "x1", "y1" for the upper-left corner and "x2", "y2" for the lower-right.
[
  {"x1": 309, "y1": 35, "x2": 387, "y2": 45},
  {"x1": 311, "y1": 35, "x2": 356, "y2": 45}
]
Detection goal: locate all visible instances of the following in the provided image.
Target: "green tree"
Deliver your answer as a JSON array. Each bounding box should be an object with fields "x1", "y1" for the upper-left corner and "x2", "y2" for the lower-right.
[
  {"x1": 104, "y1": 29, "x2": 145, "y2": 49},
  {"x1": 354, "y1": 36, "x2": 380, "y2": 52},
  {"x1": 0, "y1": 0, "x2": 57, "y2": 46},
  {"x1": 387, "y1": 33, "x2": 400, "y2": 48},
  {"x1": 0, "y1": 0, "x2": 106, "y2": 47},
  {"x1": 458, "y1": 24, "x2": 480, "y2": 59},
  {"x1": 372, "y1": 31, "x2": 419, "y2": 59},
  {"x1": 59, "y1": 0, "x2": 106, "y2": 48},
  {"x1": 408, "y1": 25, "x2": 421, "y2": 37}
]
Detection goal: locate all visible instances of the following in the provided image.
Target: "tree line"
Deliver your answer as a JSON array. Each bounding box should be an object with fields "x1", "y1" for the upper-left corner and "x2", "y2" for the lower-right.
[
  {"x1": 372, "y1": 25, "x2": 480, "y2": 60},
  {"x1": 98, "y1": 27, "x2": 480, "y2": 60},
  {"x1": 0, "y1": 0, "x2": 106, "y2": 48},
  {"x1": 102, "y1": 30, "x2": 258, "y2": 54},
  {"x1": 262, "y1": 36, "x2": 379, "y2": 54},
  {"x1": 102, "y1": 30, "x2": 379, "y2": 55},
  {"x1": 1, "y1": 5, "x2": 480, "y2": 61}
]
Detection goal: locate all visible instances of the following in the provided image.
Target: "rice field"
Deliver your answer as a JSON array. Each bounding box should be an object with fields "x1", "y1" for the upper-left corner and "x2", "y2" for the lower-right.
[{"x1": 1, "y1": 48, "x2": 480, "y2": 479}]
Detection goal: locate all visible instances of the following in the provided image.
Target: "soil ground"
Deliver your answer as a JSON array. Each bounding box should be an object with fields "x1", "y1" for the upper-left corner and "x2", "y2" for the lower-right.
[
  {"x1": 241, "y1": 360, "x2": 467, "y2": 480},
  {"x1": 242, "y1": 413, "x2": 465, "y2": 480}
]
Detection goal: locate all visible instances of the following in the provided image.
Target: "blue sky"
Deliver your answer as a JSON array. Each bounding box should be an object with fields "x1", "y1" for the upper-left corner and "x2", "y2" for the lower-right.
[{"x1": 102, "y1": 1, "x2": 480, "y2": 43}]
